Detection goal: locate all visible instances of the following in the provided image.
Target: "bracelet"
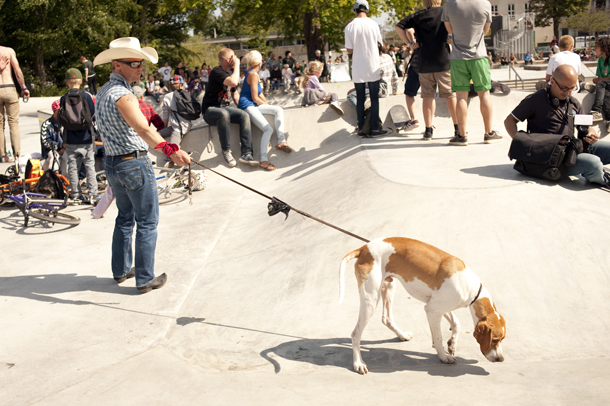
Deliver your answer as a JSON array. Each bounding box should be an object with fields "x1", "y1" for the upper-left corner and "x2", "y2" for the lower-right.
[
  {"x1": 154, "y1": 142, "x2": 179, "y2": 158},
  {"x1": 22, "y1": 87, "x2": 27, "y2": 91}
]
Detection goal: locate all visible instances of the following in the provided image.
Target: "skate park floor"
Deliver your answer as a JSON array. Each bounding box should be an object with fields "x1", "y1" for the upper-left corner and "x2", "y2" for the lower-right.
[{"x1": 1, "y1": 84, "x2": 609, "y2": 405}]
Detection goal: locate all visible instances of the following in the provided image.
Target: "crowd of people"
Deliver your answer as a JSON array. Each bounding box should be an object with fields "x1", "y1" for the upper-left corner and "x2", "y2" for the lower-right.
[{"x1": 1, "y1": 0, "x2": 610, "y2": 293}]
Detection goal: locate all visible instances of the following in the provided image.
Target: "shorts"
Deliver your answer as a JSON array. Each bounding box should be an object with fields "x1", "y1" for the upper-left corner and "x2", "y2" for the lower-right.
[
  {"x1": 419, "y1": 71, "x2": 455, "y2": 98},
  {"x1": 404, "y1": 66, "x2": 420, "y2": 97},
  {"x1": 450, "y1": 59, "x2": 491, "y2": 93}
]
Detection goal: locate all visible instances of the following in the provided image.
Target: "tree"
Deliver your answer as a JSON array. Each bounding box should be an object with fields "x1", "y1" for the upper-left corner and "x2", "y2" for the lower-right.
[
  {"x1": 565, "y1": 10, "x2": 610, "y2": 44},
  {"x1": 528, "y1": 0, "x2": 590, "y2": 39}
]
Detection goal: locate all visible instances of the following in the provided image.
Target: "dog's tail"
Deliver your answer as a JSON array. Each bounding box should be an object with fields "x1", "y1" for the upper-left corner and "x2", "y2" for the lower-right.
[{"x1": 339, "y1": 247, "x2": 362, "y2": 305}]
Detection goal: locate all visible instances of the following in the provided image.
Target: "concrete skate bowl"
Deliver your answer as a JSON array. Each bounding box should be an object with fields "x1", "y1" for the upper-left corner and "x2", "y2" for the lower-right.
[
  {"x1": 5, "y1": 89, "x2": 609, "y2": 405},
  {"x1": 166, "y1": 91, "x2": 610, "y2": 386}
]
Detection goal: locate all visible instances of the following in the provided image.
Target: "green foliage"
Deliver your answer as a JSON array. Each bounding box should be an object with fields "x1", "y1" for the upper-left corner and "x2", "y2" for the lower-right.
[
  {"x1": 565, "y1": 10, "x2": 610, "y2": 37},
  {"x1": 527, "y1": 0, "x2": 590, "y2": 38},
  {"x1": 0, "y1": 0, "x2": 216, "y2": 89}
]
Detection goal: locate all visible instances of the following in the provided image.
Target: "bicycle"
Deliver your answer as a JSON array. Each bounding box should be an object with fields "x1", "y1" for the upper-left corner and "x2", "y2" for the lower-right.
[
  {"x1": 156, "y1": 164, "x2": 207, "y2": 205},
  {"x1": 2, "y1": 190, "x2": 80, "y2": 226}
]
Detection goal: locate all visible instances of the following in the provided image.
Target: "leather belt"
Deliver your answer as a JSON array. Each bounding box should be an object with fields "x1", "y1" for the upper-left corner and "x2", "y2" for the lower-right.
[
  {"x1": 0, "y1": 84, "x2": 15, "y2": 88},
  {"x1": 114, "y1": 150, "x2": 147, "y2": 159}
]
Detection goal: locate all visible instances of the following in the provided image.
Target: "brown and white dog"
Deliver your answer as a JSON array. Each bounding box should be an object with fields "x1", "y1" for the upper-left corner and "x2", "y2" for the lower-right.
[{"x1": 339, "y1": 237, "x2": 506, "y2": 374}]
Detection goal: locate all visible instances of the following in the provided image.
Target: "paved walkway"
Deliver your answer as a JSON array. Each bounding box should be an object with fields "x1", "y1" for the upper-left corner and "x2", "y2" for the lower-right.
[{"x1": 1, "y1": 88, "x2": 609, "y2": 405}]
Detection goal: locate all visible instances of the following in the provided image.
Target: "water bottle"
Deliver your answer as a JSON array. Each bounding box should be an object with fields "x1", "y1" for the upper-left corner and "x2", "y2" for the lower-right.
[{"x1": 23, "y1": 94, "x2": 29, "y2": 103}]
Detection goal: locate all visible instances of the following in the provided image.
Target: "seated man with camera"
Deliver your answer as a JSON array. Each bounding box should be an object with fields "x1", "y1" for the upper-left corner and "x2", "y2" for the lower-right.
[{"x1": 504, "y1": 65, "x2": 610, "y2": 187}]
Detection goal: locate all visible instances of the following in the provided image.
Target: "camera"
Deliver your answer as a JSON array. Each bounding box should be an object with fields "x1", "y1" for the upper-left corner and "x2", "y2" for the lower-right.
[{"x1": 577, "y1": 125, "x2": 590, "y2": 153}]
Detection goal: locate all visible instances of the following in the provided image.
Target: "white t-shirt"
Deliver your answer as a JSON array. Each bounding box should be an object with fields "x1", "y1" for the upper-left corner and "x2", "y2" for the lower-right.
[
  {"x1": 159, "y1": 66, "x2": 172, "y2": 81},
  {"x1": 546, "y1": 51, "x2": 582, "y2": 94},
  {"x1": 344, "y1": 17, "x2": 382, "y2": 83},
  {"x1": 259, "y1": 69, "x2": 270, "y2": 81}
]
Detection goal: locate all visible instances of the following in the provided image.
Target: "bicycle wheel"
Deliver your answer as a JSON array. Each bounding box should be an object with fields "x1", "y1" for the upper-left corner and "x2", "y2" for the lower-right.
[
  {"x1": 157, "y1": 186, "x2": 188, "y2": 205},
  {"x1": 28, "y1": 208, "x2": 81, "y2": 225}
]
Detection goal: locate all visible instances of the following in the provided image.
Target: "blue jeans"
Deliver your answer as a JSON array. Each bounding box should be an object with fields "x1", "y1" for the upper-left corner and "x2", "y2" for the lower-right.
[
  {"x1": 347, "y1": 88, "x2": 369, "y2": 110},
  {"x1": 203, "y1": 107, "x2": 253, "y2": 156},
  {"x1": 355, "y1": 81, "x2": 380, "y2": 131},
  {"x1": 104, "y1": 154, "x2": 159, "y2": 288},
  {"x1": 566, "y1": 140, "x2": 610, "y2": 185},
  {"x1": 591, "y1": 80, "x2": 610, "y2": 121}
]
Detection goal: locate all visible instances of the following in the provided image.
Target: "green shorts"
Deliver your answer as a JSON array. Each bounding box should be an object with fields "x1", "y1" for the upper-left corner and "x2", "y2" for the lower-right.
[{"x1": 450, "y1": 59, "x2": 491, "y2": 93}]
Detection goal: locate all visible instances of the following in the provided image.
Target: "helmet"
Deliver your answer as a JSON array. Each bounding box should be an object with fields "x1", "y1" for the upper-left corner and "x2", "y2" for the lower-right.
[{"x1": 189, "y1": 170, "x2": 208, "y2": 191}]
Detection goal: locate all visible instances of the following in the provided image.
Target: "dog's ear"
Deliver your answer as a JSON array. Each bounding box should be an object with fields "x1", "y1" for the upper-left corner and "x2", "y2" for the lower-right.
[{"x1": 473, "y1": 321, "x2": 492, "y2": 354}]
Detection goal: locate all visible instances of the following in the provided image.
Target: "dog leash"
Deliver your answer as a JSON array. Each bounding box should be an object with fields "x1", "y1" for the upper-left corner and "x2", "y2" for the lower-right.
[{"x1": 190, "y1": 161, "x2": 370, "y2": 244}]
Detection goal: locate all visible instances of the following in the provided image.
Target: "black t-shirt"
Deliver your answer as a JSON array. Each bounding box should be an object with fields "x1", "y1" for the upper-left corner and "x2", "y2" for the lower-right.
[
  {"x1": 83, "y1": 60, "x2": 95, "y2": 77},
  {"x1": 511, "y1": 89, "x2": 582, "y2": 135},
  {"x1": 282, "y1": 56, "x2": 296, "y2": 69},
  {"x1": 397, "y1": 8, "x2": 449, "y2": 74},
  {"x1": 201, "y1": 66, "x2": 236, "y2": 113}
]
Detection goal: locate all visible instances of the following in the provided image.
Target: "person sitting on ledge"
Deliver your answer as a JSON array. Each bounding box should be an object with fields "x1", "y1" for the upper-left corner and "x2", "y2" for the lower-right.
[{"x1": 504, "y1": 65, "x2": 610, "y2": 188}]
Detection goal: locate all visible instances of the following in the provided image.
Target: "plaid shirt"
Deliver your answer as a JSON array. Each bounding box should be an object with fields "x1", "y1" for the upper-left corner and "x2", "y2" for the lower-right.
[
  {"x1": 96, "y1": 72, "x2": 148, "y2": 156},
  {"x1": 138, "y1": 100, "x2": 165, "y2": 131},
  {"x1": 379, "y1": 54, "x2": 398, "y2": 97}
]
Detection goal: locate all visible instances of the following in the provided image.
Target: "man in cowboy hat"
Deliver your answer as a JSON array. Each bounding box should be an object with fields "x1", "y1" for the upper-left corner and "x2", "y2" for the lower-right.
[{"x1": 94, "y1": 37, "x2": 191, "y2": 293}]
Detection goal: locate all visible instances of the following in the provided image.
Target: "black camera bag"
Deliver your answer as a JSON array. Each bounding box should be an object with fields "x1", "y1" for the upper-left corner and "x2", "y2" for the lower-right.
[{"x1": 508, "y1": 132, "x2": 570, "y2": 181}]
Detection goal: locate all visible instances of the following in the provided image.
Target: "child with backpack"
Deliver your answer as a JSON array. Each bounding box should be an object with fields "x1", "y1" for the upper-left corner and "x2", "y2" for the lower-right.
[
  {"x1": 160, "y1": 75, "x2": 199, "y2": 167},
  {"x1": 59, "y1": 68, "x2": 98, "y2": 203}
]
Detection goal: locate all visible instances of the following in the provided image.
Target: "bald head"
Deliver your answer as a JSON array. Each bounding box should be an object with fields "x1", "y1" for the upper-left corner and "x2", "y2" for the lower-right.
[{"x1": 553, "y1": 65, "x2": 577, "y2": 85}]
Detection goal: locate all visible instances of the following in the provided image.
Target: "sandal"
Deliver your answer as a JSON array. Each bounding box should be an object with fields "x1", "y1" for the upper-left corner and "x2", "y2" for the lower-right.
[
  {"x1": 275, "y1": 143, "x2": 293, "y2": 153},
  {"x1": 260, "y1": 161, "x2": 277, "y2": 171}
]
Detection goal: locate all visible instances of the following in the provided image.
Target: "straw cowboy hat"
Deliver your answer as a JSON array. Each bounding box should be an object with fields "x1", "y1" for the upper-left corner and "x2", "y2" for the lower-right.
[{"x1": 93, "y1": 37, "x2": 158, "y2": 66}]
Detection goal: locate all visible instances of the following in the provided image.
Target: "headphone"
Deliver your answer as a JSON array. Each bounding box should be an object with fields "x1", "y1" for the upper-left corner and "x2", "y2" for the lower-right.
[
  {"x1": 546, "y1": 85, "x2": 560, "y2": 108},
  {"x1": 546, "y1": 84, "x2": 571, "y2": 124}
]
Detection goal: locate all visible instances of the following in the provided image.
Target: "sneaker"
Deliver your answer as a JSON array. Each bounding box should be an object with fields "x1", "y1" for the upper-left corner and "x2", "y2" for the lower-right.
[
  {"x1": 222, "y1": 150, "x2": 236, "y2": 167},
  {"x1": 330, "y1": 101, "x2": 344, "y2": 115},
  {"x1": 484, "y1": 130, "x2": 503, "y2": 144},
  {"x1": 449, "y1": 134, "x2": 468, "y2": 146},
  {"x1": 585, "y1": 83, "x2": 596, "y2": 94},
  {"x1": 592, "y1": 110, "x2": 604, "y2": 122},
  {"x1": 399, "y1": 119, "x2": 419, "y2": 134},
  {"x1": 137, "y1": 273, "x2": 167, "y2": 293},
  {"x1": 423, "y1": 127, "x2": 433, "y2": 141},
  {"x1": 238, "y1": 153, "x2": 260, "y2": 166},
  {"x1": 369, "y1": 129, "x2": 389, "y2": 138},
  {"x1": 603, "y1": 169, "x2": 610, "y2": 189},
  {"x1": 114, "y1": 267, "x2": 135, "y2": 283}
]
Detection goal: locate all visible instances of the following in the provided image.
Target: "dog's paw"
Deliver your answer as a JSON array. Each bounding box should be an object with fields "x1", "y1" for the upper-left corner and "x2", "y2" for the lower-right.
[
  {"x1": 398, "y1": 331, "x2": 414, "y2": 341},
  {"x1": 354, "y1": 361, "x2": 369, "y2": 374},
  {"x1": 447, "y1": 338, "x2": 456, "y2": 355},
  {"x1": 438, "y1": 353, "x2": 457, "y2": 364}
]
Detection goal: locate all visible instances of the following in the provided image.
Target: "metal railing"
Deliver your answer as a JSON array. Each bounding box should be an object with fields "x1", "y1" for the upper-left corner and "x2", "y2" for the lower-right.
[{"x1": 508, "y1": 64, "x2": 525, "y2": 89}]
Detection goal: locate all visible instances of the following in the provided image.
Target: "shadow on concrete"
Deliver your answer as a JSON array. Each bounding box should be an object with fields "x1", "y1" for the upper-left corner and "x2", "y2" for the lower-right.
[
  {"x1": 461, "y1": 164, "x2": 610, "y2": 192},
  {"x1": 0, "y1": 210, "x2": 79, "y2": 234},
  {"x1": 0, "y1": 273, "x2": 142, "y2": 305},
  {"x1": 260, "y1": 337, "x2": 489, "y2": 376}
]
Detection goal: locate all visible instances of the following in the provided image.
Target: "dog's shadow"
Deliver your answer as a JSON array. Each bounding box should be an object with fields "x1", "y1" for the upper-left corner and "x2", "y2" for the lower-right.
[{"x1": 260, "y1": 337, "x2": 489, "y2": 377}]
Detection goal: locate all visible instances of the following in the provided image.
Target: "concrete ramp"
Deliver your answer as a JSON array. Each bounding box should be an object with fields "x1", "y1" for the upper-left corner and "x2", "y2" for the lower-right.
[{"x1": 1, "y1": 91, "x2": 609, "y2": 405}]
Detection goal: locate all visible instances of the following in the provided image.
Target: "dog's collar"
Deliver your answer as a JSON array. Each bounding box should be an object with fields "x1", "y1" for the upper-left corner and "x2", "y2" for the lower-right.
[{"x1": 470, "y1": 283, "x2": 483, "y2": 306}]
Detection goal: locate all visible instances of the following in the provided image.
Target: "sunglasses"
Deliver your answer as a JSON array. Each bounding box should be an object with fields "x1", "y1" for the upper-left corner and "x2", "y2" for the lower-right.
[
  {"x1": 551, "y1": 77, "x2": 576, "y2": 93},
  {"x1": 116, "y1": 60, "x2": 145, "y2": 68}
]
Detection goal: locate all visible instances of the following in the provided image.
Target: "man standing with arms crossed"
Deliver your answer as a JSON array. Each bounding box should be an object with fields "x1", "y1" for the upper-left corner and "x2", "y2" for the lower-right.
[
  {"x1": 94, "y1": 37, "x2": 191, "y2": 293},
  {"x1": 0, "y1": 46, "x2": 29, "y2": 162},
  {"x1": 442, "y1": 0, "x2": 502, "y2": 146},
  {"x1": 345, "y1": 0, "x2": 387, "y2": 137}
]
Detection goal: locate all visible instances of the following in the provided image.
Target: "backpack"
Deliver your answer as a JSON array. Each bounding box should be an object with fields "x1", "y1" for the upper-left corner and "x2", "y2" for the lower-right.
[
  {"x1": 173, "y1": 89, "x2": 201, "y2": 121},
  {"x1": 32, "y1": 170, "x2": 66, "y2": 199},
  {"x1": 361, "y1": 109, "x2": 383, "y2": 137},
  {"x1": 58, "y1": 90, "x2": 94, "y2": 133}
]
